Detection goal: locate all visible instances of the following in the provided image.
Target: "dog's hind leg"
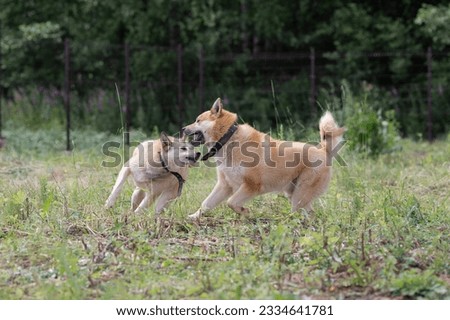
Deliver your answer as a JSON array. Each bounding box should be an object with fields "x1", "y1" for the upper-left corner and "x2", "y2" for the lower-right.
[
  {"x1": 290, "y1": 180, "x2": 316, "y2": 213},
  {"x1": 105, "y1": 166, "x2": 130, "y2": 208},
  {"x1": 291, "y1": 178, "x2": 329, "y2": 213},
  {"x1": 134, "y1": 192, "x2": 151, "y2": 213},
  {"x1": 283, "y1": 177, "x2": 298, "y2": 201},
  {"x1": 131, "y1": 188, "x2": 145, "y2": 211},
  {"x1": 155, "y1": 189, "x2": 179, "y2": 215},
  {"x1": 134, "y1": 189, "x2": 159, "y2": 213}
]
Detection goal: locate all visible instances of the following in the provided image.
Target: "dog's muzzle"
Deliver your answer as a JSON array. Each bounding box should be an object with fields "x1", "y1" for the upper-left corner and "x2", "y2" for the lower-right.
[
  {"x1": 183, "y1": 128, "x2": 205, "y2": 147},
  {"x1": 187, "y1": 152, "x2": 201, "y2": 164}
]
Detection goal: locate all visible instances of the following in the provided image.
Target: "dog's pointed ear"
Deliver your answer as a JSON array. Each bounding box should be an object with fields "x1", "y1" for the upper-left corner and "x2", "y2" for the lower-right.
[
  {"x1": 180, "y1": 133, "x2": 188, "y2": 142},
  {"x1": 179, "y1": 130, "x2": 189, "y2": 142},
  {"x1": 210, "y1": 97, "x2": 223, "y2": 116},
  {"x1": 160, "y1": 131, "x2": 172, "y2": 149}
]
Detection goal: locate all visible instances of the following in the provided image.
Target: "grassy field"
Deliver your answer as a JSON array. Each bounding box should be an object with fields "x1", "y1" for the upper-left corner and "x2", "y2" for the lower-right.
[{"x1": 0, "y1": 127, "x2": 449, "y2": 299}]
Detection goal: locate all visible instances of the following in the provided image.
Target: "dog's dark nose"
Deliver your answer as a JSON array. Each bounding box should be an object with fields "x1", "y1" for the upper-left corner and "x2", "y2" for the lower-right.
[
  {"x1": 195, "y1": 152, "x2": 201, "y2": 161},
  {"x1": 182, "y1": 127, "x2": 193, "y2": 136}
]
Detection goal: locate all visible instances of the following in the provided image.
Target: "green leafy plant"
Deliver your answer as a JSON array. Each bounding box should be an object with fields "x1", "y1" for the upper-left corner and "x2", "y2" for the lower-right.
[
  {"x1": 389, "y1": 269, "x2": 448, "y2": 299},
  {"x1": 341, "y1": 82, "x2": 400, "y2": 157}
]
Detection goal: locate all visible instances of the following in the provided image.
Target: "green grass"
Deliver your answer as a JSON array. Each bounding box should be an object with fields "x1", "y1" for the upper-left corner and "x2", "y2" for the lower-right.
[{"x1": 0, "y1": 127, "x2": 449, "y2": 299}]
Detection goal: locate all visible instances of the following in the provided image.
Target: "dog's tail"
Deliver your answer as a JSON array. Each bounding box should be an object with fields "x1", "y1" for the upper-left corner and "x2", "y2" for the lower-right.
[
  {"x1": 319, "y1": 111, "x2": 345, "y2": 154},
  {"x1": 105, "y1": 165, "x2": 130, "y2": 209}
]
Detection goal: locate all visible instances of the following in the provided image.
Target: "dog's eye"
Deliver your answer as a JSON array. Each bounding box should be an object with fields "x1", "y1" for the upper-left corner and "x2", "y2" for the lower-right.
[
  {"x1": 181, "y1": 147, "x2": 188, "y2": 151},
  {"x1": 196, "y1": 119, "x2": 200, "y2": 123}
]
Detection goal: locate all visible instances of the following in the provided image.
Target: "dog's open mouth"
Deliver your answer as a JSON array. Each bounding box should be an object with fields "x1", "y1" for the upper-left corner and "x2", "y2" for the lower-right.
[
  {"x1": 187, "y1": 152, "x2": 201, "y2": 164},
  {"x1": 187, "y1": 132, "x2": 205, "y2": 147}
]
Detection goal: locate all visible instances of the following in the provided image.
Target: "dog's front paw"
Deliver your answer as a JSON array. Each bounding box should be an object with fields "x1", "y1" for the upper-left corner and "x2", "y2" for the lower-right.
[
  {"x1": 188, "y1": 210, "x2": 202, "y2": 220},
  {"x1": 240, "y1": 207, "x2": 250, "y2": 215},
  {"x1": 104, "y1": 200, "x2": 113, "y2": 209},
  {"x1": 228, "y1": 204, "x2": 249, "y2": 215}
]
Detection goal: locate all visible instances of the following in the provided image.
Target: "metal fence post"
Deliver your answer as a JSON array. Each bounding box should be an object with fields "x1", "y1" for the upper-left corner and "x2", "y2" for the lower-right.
[
  {"x1": 177, "y1": 43, "x2": 184, "y2": 131},
  {"x1": 124, "y1": 42, "x2": 131, "y2": 146},
  {"x1": 309, "y1": 47, "x2": 317, "y2": 117},
  {"x1": 198, "y1": 46, "x2": 204, "y2": 113},
  {"x1": 64, "y1": 38, "x2": 71, "y2": 151},
  {"x1": 426, "y1": 46, "x2": 433, "y2": 142}
]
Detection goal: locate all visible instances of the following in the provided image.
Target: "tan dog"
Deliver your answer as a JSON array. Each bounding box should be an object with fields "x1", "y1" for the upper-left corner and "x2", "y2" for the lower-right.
[
  {"x1": 105, "y1": 132, "x2": 200, "y2": 214},
  {"x1": 183, "y1": 98, "x2": 345, "y2": 219}
]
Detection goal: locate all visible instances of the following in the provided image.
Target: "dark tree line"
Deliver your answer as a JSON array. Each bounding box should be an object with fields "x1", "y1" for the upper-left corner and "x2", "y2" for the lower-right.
[{"x1": 0, "y1": 0, "x2": 449, "y2": 138}]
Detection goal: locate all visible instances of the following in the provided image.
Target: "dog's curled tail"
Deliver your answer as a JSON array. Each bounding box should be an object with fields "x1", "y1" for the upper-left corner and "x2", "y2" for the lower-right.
[
  {"x1": 319, "y1": 111, "x2": 345, "y2": 153},
  {"x1": 105, "y1": 165, "x2": 130, "y2": 209}
]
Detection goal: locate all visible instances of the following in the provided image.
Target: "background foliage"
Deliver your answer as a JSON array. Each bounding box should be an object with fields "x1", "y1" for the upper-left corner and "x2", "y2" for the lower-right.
[{"x1": 0, "y1": 0, "x2": 449, "y2": 139}]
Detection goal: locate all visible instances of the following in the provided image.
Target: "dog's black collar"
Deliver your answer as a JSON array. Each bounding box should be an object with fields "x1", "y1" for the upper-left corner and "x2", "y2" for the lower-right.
[
  {"x1": 201, "y1": 123, "x2": 238, "y2": 161},
  {"x1": 159, "y1": 152, "x2": 185, "y2": 197}
]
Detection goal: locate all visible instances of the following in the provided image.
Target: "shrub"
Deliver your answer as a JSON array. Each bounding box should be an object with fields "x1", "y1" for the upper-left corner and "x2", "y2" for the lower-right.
[
  {"x1": 389, "y1": 269, "x2": 448, "y2": 299},
  {"x1": 339, "y1": 81, "x2": 400, "y2": 157},
  {"x1": 345, "y1": 100, "x2": 399, "y2": 156}
]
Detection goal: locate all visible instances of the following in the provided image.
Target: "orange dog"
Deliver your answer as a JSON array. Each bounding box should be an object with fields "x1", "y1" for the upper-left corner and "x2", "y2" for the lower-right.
[{"x1": 183, "y1": 98, "x2": 345, "y2": 219}]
